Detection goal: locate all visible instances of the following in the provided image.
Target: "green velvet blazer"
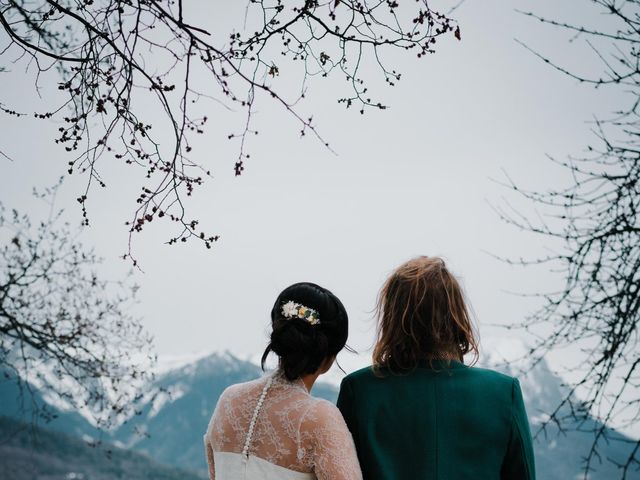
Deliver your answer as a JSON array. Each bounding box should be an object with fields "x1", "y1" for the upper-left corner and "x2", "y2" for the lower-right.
[{"x1": 337, "y1": 360, "x2": 535, "y2": 480}]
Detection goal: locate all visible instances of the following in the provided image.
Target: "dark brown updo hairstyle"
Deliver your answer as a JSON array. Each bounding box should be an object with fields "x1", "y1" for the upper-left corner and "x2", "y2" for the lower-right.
[
  {"x1": 261, "y1": 282, "x2": 349, "y2": 381},
  {"x1": 373, "y1": 256, "x2": 479, "y2": 373}
]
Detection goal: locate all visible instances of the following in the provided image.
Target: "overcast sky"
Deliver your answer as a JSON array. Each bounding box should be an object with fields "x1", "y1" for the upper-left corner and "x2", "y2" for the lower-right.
[{"x1": 1, "y1": 0, "x2": 634, "y2": 432}]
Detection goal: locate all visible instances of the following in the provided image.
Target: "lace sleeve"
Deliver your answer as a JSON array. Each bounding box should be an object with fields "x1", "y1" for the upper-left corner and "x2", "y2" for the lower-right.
[
  {"x1": 301, "y1": 399, "x2": 363, "y2": 480},
  {"x1": 204, "y1": 387, "x2": 230, "y2": 480},
  {"x1": 204, "y1": 438, "x2": 215, "y2": 480}
]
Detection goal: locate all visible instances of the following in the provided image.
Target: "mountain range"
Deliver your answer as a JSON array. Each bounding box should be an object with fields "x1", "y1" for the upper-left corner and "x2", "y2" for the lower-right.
[
  {"x1": 1, "y1": 347, "x2": 637, "y2": 479},
  {"x1": 0, "y1": 415, "x2": 205, "y2": 480}
]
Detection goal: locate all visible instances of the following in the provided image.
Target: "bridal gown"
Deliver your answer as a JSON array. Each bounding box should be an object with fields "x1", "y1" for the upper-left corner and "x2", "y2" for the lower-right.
[{"x1": 204, "y1": 371, "x2": 362, "y2": 480}]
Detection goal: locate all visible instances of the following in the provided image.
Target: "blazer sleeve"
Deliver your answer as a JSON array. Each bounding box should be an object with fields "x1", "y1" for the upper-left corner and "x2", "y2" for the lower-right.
[
  {"x1": 501, "y1": 378, "x2": 536, "y2": 480},
  {"x1": 337, "y1": 376, "x2": 359, "y2": 445}
]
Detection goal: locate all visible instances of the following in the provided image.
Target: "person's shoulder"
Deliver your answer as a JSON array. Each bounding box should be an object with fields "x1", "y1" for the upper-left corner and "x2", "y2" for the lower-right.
[
  {"x1": 465, "y1": 364, "x2": 514, "y2": 380},
  {"x1": 311, "y1": 396, "x2": 342, "y2": 414},
  {"x1": 462, "y1": 364, "x2": 518, "y2": 390},
  {"x1": 341, "y1": 363, "x2": 518, "y2": 389},
  {"x1": 219, "y1": 376, "x2": 262, "y2": 400},
  {"x1": 340, "y1": 365, "x2": 378, "y2": 387},
  {"x1": 301, "y1": 397, "x2": 346, "y2": 429}
]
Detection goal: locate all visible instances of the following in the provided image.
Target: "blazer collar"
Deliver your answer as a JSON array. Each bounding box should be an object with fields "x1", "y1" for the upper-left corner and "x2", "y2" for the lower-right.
[{"x1": 417, "y1": 358, "x2": 466, "y2": 370}]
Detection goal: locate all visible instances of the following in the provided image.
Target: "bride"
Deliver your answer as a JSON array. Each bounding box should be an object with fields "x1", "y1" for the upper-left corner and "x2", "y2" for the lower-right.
[{"x1": 203, "y1": 282, "x2": 363, "y2": 480}]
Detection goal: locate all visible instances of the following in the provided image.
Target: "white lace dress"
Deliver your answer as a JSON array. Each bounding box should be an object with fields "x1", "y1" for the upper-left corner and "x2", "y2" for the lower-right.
[{"x1": 203, "y1": 371, "x2": 362, "y2": 480}]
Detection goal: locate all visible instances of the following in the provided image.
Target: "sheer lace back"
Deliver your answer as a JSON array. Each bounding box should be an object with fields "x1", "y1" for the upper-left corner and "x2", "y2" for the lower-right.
[{"x1": 204, "y1": 371, "x2": 362, "y2": 480}]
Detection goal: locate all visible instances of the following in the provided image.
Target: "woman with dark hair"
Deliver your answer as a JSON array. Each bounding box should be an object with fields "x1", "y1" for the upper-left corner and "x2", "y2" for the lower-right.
[
  {"x1": 337, "y1": 256, "x2": 536, "y2": 480},
  {"x1": 204, "y1": 282, "x2": 362, "y2": 480}
]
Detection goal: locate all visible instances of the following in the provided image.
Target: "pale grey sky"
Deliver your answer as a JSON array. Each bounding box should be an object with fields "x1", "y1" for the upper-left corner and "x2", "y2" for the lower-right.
[{"x1": 1, "y1": 0, "x2": 633, "y2": 432}]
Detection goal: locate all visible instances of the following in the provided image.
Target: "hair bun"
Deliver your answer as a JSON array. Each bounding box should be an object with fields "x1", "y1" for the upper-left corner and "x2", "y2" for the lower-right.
[
  {"x1": 261, "y1": 282, "x2": 348, "y2": 381},
  {"x1": 269, "y1": 318, "x2": 314, "y2": 356}
]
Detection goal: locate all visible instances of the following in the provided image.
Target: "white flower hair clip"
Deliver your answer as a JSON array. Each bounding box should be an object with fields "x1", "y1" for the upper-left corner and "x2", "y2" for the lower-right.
[{"x1": 281, "y1": 300, "x2": 321, "y2": 325}]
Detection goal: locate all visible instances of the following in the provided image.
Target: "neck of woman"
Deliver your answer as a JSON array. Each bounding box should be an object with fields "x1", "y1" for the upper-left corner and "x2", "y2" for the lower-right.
[
  {"x1": 273, "y1": 368, "x2": 316, "y2": 393},
  {"x1": 300, "y1": 372, "x2": 319, "y2": 392}
]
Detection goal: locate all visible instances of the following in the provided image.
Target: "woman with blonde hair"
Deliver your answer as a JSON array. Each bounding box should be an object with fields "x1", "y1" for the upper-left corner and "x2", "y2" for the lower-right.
[{"x1": 337, "y1": 256, "x2": 535, "y2": 479}]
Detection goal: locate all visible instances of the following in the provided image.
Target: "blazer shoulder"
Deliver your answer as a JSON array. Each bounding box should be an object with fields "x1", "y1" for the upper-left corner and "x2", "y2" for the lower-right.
[
  {"x1": 464, "y1": 365, "x2": 518, "y2": 389},
  {"x1": 343, "y1": 364, "x2": 518, "y2": 391},
  {"x1": 342, "y1": 365, "x2": 377, "y2": 385}
]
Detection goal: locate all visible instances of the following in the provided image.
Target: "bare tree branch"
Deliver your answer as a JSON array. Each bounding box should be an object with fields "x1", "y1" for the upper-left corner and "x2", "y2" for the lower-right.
[
  {"x1": 0, "y1": 0, "x2": 461, "y2": 263},
  {"x1": 502, "y1": 2, "x2": 640, "y2": 478},
  {"x1": 0, "y1": 179, "x2": 155, "y2": 430}
]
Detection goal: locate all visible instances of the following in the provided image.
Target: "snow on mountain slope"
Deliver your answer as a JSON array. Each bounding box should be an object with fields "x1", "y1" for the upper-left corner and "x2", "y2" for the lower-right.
[
  {"x1": 138, "y1": 342, "x2": 635, "y2": 479},
  {"x1": 3, "y1": 340, "x2": 637, "y2": 479}
]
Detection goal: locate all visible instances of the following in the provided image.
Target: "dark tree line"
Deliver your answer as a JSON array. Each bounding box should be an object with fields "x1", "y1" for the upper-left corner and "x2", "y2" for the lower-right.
[
  {"x1": 500, "y1": 1, "x2": 640, "y2": 478},
  {"x1": 0, "y1": 0, "x2": 460, "y2": 261},
  {"x1": 0, "y1": 181, "x2": 154, "y2": 429}
]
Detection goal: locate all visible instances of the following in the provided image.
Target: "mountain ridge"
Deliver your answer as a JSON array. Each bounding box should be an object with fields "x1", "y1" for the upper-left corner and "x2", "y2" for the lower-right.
[
  {"x1": 2, "y1": 347, "x2": 637, "y2": 479},
  {"x1": 0, "y1": 415, "x2": 206, "y2": 480}
]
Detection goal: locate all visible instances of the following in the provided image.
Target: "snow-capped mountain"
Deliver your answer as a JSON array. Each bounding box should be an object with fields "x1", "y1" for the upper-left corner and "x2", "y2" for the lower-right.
[
  {"x1": 110, "y1": 351, "x2": 339, "y2": 468},
  {"x1": 2, "y1": 344, "x2": 636, "y2": 479}
]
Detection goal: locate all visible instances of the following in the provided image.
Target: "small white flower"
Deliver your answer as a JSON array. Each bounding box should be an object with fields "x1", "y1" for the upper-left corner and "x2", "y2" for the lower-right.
[
  {"x1": 282, "y1": 301, "x2": 299, "y2": 318},
  {"x1": 281, "y1": 300, "x2": 321, "y2": 325}
]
